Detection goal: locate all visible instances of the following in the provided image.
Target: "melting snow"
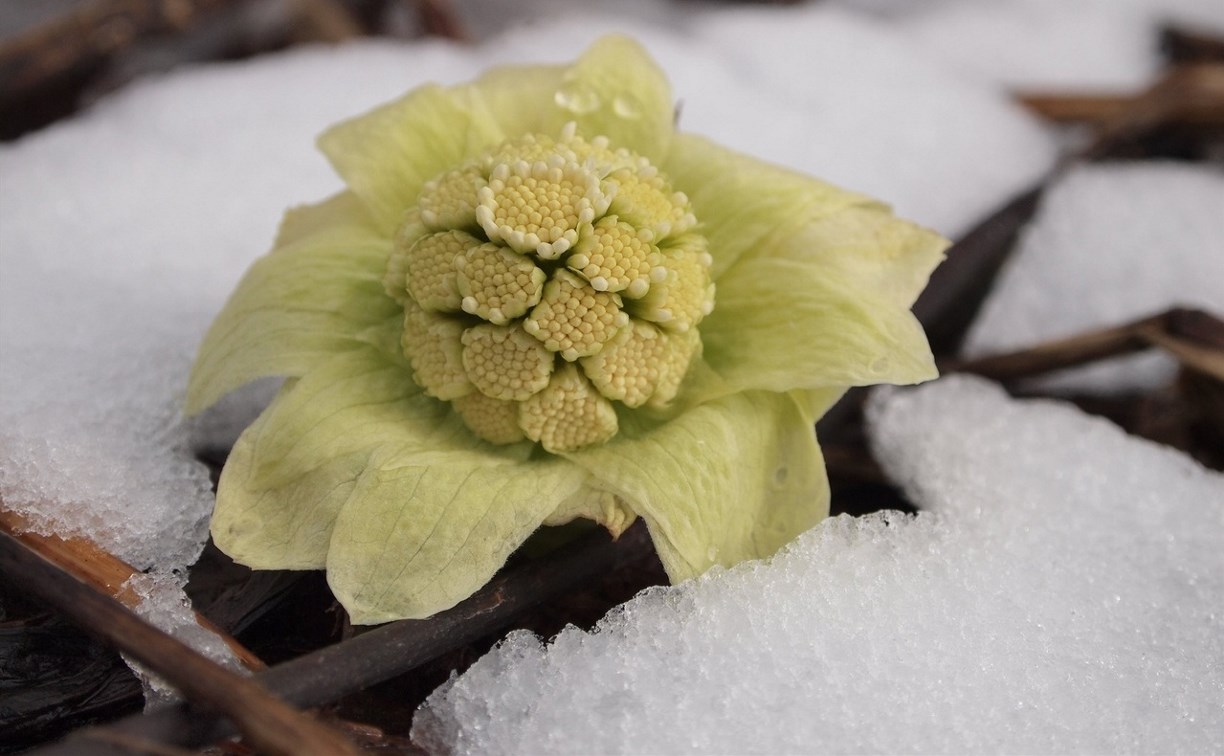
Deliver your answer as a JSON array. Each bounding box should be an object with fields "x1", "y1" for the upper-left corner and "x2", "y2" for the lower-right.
[{"x1": 413, "y1": 376, "x2": 1224, "y2": 754}]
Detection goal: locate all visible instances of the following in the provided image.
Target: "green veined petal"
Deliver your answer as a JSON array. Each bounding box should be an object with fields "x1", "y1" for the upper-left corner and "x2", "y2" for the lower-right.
[
  {"x1": 273, "y1": 190, "x2": 371, "y2": 248},
  {"x1": 790, "y1": 386, "x2": 849, "y2": 425},
  {"x1": 186, "y1": 193, "x2": 398, "y2": 414},
  {"x1": 758, "y1": 203, "x2": 948, "y2": 310},
  {"x1": 211, "y1": 344, "x2": 536, "y2": 571},
  {"x1": 212, "y1": 380, "x2": 369, "y2": 570},
  {"x1": 701, "y1": 256, "x2": 938, "y2": 392},
  {"x1": 241, "y1": 346, "x2": 450, "y2": 490},
  {"x1": 556, "y1": 35, "x2": 674, "y2": 163},
  {"x1": 543, "y1": 481, "x2": 637, "y2": 538},
  {"x1": 318, "y1": 85, "x2": 505, "y2": 236},
  {"x1": 662, "y1": 134, "x2": 870, "y2": 280},
  {"x1": 565, "y1": 391, "x2": 829, "y2": 581},
  {"x1": 457, "y1": 35, "x2": 675, "y2": 164},
  {"x1": 326, "y1": 453, "x2": 586, "y2": 623},
  {"x1": 449, "y1": 64, "x2": 565, "y2": 146}
]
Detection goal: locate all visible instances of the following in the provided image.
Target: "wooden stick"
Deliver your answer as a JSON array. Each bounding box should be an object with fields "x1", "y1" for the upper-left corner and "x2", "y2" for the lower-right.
[
  {"x1": 1081, "y1": 64, "x2": 1224, "y2": 158},
  {"x1": 1016, "y1": 64, "x2": 1224, "y2": 132},
  {"x1": 0, "y1": 0, "x2": 247, "y2": 98},
  {"x1": 0, "y1": 529, "x2": 358, "y2": 756},
  {"x1": 912, "y1": 185, "x2": 1045, "y2": 355},
  {"x1": 1162, "y1": 25, "x2": 1224, "y2": 65},
  {"x1": 289, "y1": 0, "x2": 365, "y2": 43},
  {"x1": 945, "y1": 307, "x2": 1224, "y2": 382},
  {"x1": 1015, "y1": 93, "x2": 1136, "y2": 124},
  {"x1": 0, "y1": 503, "x2": 264, "y2": 672},
  {"x1": 43, "y1": 522, "x2": 655, "y2": 753},
  {"x1": 415, "y1": 0, "x2": 469, "y2": 42}
]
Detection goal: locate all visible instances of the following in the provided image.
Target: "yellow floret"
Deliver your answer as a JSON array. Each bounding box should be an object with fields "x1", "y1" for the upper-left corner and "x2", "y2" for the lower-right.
[
  {"x1": 475, "y1": 158, "x2": 611, "y2": 260},
  {"x1": 406, "y1": 230, "x2": 479, "y2": 312},
  {"x1": 627, "y1": 233, "x2": 715, "y2": 333},
  {"x1": 483, "y1": 123, "x2": 628, "y2": 177},
  {"x1": 451, "y1": 392, "x2": 526, "y2": 445},
  {"x1": 580, "y1": 319, "x2": 676, "y2": 407},
  {"x1": 648, "y1": 327, "x2": 702, "y2": 408},
  {"x1": 383, "y1": 213, "x2": 427, "y2": 303},
  {"x1": 391, "y1": 126, "x2": 718, "y2": 451},
  {"x1": 519, "y1": 364, "x2": 619, "y2": 453},
  {"x1": 567, "y1": 215, "x2": 663, "y2": 297},
  {"x1": 604, "y1": 163, "x2": 696, "y2": 239},
  {"x1": 460, "y1": 324, "x2": 554, "y2": 401},
  {"x1": 557, "y1": 122, "x2": 633, "y2": 174},
  {"x1": 523, "y1": 269, "x2": 629, "y2": 362},
  {"x1": 480, "y1": 133, "x2": 578, "y2": 172},
  {"x1": 455, "y1": 243, "x2": 547, "y2": 325},
  {"x1": 400, "y1": 300, "x2": 472, "y2": 400},
  {"x1": 418, "y1": 164, "x2": 484, "y2": 231}
]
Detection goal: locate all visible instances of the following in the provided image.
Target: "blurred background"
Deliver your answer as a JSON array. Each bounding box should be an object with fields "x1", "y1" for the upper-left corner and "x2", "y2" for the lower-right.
[
  {"x1": 3, "y1": 0, "x2": 1222, "y2": 142},
  {"x1": 0, "y1": 0, "x2": 685, "y2": 140}
]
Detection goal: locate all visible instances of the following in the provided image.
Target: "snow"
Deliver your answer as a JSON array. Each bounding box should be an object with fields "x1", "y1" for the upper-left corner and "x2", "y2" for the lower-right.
[
  {"x1": 120, "y1": 571, "x2": 246, "y2": 706},
  {"x1": 0, "y1": 0, "x2": 1215, "y2": 721},
  {"x1": 963, "y1": 162, "x2": 1224, "y2": 393},
  {"x1": 838, "y1": 0, "x2": 1224, "y2": 91},
  {"x1": 413, "y1": 376, "x2": 1224, "y2": 754}
]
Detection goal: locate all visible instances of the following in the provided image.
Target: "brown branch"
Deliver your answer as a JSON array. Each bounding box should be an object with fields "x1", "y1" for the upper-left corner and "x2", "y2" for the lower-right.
[
  {"x1": 1082, "y1": 64, "x2": 1224, "y2": 158},
  {"x1": 912, "y1": 185, "x2": 1045, "y2": 355},
  {"x1": 0, "y1": 503, "x2": 264, "y2": 672},
  {"x1": 1162, "y1": 25, "x2": 1224, "y2": 65},
  {"x1": 414, "y1": 0, "x2": 469, "y2": 42},
  {"x1": 42, "y1": 522, "x2": 654, "y2": 753},
  {"x1": 0, "y1": 529, "x2": 358, "y2": 756},
  {"x1": 822, "y1": 444, "x2": 887, "y2": 485},
  {"x1": 0, "y1": 0, "x2": 247, "y2": 98},
  {"x1": 944, "y1": 307, "x2": 1224, "y2": 382},
  {"x1": 288, "y1": 0, "x2": 365, "y2": 43},
  {"x1": 1016, "y1": 64, "x2": 1224, "y2": 136},
  {"x1": 1016, "y1": 93, "x2": 1136, "y2": 124}
]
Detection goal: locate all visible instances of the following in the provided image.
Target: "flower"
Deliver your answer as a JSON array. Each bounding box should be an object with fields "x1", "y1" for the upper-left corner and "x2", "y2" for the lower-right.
[{"x1": 186, "y1": 37, "x2": 946, "y2": 624}]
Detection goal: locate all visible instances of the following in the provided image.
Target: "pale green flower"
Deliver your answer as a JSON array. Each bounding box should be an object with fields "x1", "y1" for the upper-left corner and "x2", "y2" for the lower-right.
[{"x1": 187, "y1": 37, "x2": 946, "y2": 624}]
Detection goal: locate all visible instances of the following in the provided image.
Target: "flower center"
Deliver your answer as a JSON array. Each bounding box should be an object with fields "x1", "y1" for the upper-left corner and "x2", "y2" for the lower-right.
[{"x1": 385, "y1": 123, "x2": 714, "y2": 453}]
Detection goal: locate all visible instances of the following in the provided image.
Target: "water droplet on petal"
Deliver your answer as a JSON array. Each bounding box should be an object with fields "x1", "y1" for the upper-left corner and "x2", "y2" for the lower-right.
[
  {"x1": 612, "y1": 94, "x2": 642, "y2": 119},
  {"x1": 870, "y1": 357, "x2": 889, "y2": 374},
  {"x1": 555, "y1": 82, "x2": 601, "y2": 114}
]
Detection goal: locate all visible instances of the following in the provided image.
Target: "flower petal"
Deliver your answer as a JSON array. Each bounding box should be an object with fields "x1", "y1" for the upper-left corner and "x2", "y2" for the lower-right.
[
  {"x1": 319, "y1": 37, "x2": 675, "y2": 237},
  {"x1": 318, "y1": 86, "x2": 505, "y2": 235},
  {"x1": 543, "y1": 481, "x2": 637, "y2": 539},
  {"x1": 241, "y1": 346, "x2": 465, "y2": 489},
  {"x1": 449, "y1": 64, "x2": 564, "y2": 145},
  {"x1": 186, "y1": 192, "x2": 397, "y2": 414},
  {"x1": 662, "y1": 135, "x2": 869, "y2": 280},
  {"x1": 552, "y1": 35, "x2": 675, "y2": 162},
  {"x1": 458, "y1": 36, "x2": 675, "y2": 163},
  {"x1": 700, "y1": 255, "x2": 939, "y2": 393},
  {"x1": 326, "y1": 453, "x2": 586, "y2": 623},
  {"x1": 211, "y1": 381, "x2": 369, "y2": 570},
  {"x1": 565, "y1": 390, "x2": 831, "y2": 581},
  {"x1": 210, "y1": 343, "x2": 539, "y2": 569},
  {"x1": 755, "y1": 203, "x2": 948, "y2": 310}
]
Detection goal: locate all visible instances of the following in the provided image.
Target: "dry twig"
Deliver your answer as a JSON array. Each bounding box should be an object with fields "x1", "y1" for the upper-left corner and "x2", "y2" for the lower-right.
[
  {"x1": 1016, "y1": 64, "x2": 1224, "y2": 157},
  {"x1": 0, "y1": 529, "x2": 358, "y2": 756},
  {"x1": 41, "y1": 522, "x2": 653, "y2": 753},
  {"x1": 944, "y1": 307, "x2": 1224, "y2": 382},
  {"x1": 0, "y1": 503, "x2": 264, "y2": 672},
  {"x1": 0, "y1": 0, "x2": 247, "y2": 98}
]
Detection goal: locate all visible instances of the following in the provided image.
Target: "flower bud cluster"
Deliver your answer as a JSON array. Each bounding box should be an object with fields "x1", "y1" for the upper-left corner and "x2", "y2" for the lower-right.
[{"x1": 385, "y1": 123, "x2": 714, "y2": 452}]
